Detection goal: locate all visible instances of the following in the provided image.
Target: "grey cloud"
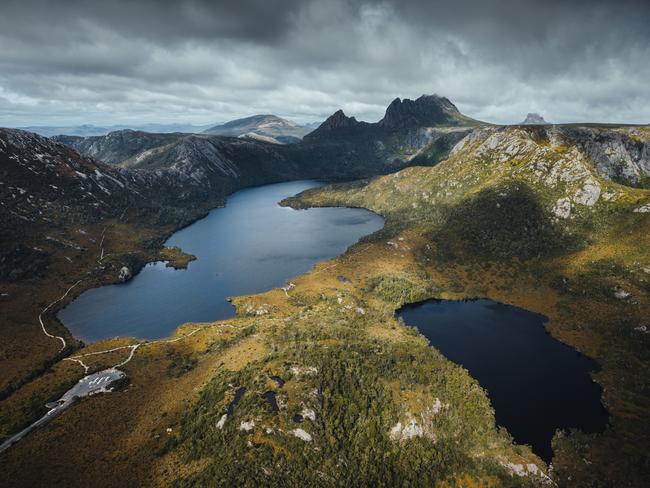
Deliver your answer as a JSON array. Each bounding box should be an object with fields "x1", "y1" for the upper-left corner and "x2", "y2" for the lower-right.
[{"x1": 0, "y1": 0, "x2": 649, "y2": 127}]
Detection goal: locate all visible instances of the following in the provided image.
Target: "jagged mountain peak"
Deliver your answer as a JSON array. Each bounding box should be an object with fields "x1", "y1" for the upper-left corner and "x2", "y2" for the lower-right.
[
  {"x1": 321, "y1": 109, "x2": 359, "y2": 128},
  {"x1": 304, "y1": 94, "x2": 480, "y2": 142},
  {"x1": 379, "y1": 94, "x2": 464, "y2": 129},
  {"x1": 520, "y1": 113, "x2": 548, "y2": 125},
  {"x1": 302, "y1": 110, "x2": 363, "y2": 141}
]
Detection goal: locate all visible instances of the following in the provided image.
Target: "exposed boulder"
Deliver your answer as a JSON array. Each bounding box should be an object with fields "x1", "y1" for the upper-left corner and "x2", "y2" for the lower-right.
[
  {"x1": 118, "y1": 266, "x2": 132, "y2": 282},
  {"x1": 290, "y1": 428, "x2": 312, "y2": 442}
]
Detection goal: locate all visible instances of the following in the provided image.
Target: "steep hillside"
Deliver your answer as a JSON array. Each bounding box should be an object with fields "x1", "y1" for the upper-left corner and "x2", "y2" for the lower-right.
[
  {"x1": 203, "y1": 114, "x2": 312, "y2": 143},
  {"x1": 285, "y1": 124, "x2": 650, "y2": 486},
  {"x1": 0, "y1": 129, "x2": 151, "y2": 281},
  {"x1": 53, "y1": 130, "x2": 186, "y2": 165}
]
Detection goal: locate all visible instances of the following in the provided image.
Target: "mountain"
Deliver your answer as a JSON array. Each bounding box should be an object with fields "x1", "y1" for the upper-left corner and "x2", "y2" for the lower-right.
[
  {"x1": 307, "y1": 94, "x2": 482, "y2": 143},
  {"x1": 302, "y1": 94, "x2": 483, "y2": 168},
  {"x1": 19, "y1": 123, "x2": 212, "y2": 138},
  {"x1": 379, "y1": 94, "x2": 477, "y2": 129},
  {"x1": 202, "y1": 114, "x2": 312, "y2": 143},
  {"x1": 519, "y1": 113, "x2": 548, "y2": 125}
]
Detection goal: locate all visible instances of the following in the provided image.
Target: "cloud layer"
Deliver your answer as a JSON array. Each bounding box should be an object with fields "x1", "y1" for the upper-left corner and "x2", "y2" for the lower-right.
[{"x1": 1, "y1": 0, "x2": 648, "y2": 126}]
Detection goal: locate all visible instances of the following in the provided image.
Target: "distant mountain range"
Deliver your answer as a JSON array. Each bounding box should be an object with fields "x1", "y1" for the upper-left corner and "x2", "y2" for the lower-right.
[
  {"x1": 17, "y1": 123, "x2": 214, "y2": 138},
  {"x1": 19, "y1": 115, "x2": 315, "y2": 144},
  {"x1": 202, "y1": 114, "x2": 313, "y2": 144}
]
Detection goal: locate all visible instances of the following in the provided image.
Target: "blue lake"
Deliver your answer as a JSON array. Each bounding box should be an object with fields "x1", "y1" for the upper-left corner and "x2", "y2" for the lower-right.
[
  {"x1": 397, "y1": 299, "x2": 608, "y2": 461},
  {"x1": 58, "y1": 180, "x2": 384, "y2": 342}
]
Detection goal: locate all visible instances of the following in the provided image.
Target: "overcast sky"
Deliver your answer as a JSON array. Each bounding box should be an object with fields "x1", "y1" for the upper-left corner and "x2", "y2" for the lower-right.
[{"x1": 1, "y1": 0, "x2": 648, "y2": 127}]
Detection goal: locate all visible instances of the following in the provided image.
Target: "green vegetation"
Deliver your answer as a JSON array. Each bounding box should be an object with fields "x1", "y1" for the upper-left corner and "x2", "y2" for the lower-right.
[
  {"x1": 432, "y1": 183, "x2": 581, "y2": 261},
  {"x1": 174, "y1": 310, "x2": 537, "y2": 487}
]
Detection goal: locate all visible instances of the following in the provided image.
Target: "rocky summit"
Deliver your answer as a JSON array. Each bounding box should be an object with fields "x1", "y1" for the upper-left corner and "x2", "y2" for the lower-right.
[{"x1": 520, "y1": 113, "x2": 548, "y2": 125}]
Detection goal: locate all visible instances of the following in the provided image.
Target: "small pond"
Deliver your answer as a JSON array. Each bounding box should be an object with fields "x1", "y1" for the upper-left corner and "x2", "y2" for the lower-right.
[{"x1": 397, "y1": 298, "x2": 608, "y2": 461}]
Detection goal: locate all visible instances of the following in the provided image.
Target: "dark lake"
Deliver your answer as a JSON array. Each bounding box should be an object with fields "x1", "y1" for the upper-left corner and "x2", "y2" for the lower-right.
[
  {"x1": 397, "y1": 298, "x2": 608, "y2": 461},
  {"x1": 58, "y1": 180, "x2": 384, "y2": 343}
]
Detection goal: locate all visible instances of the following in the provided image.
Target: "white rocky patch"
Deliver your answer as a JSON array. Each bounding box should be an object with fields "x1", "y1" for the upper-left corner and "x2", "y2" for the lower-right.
[
  {"x1": 290, "y1": 366, "x2": 318, "y2": 376},
  {"x1": 389, "y1": 417, "x2": 423, "y2": 441},
  {"x1": 431, "y1": 398, "x2": 442, "y2": 414},
  {"x1": 614, "y1": 288, "x2": 631, "y2": 300},
  {"x1": 573, "y1": 179, "x2": 601, "y2": 206},
  {"x1": 602, "y1": 191, "x2": 619, "y2": 202},
  {"x1": 239, "y1": 420, "x2": 255, "y2": 431},
  {"x1": 216, "y1": 414, "x2": 228, "y2": 429},
  {"x1": 245, "y1": 305, "x2": 269, "y2": 315},
  {"x1": 291, "y1": 428, "x2": 312, "y2": 442},
  {"x1": 633, "y1": 203, "x2": 650, "y2": 213},
  {"x1": 501, "y1": 461, "x2": 554, "y2": 485},
  {"x1": 301, "y1": 408, "x2": 317, "y2": 422},
  {"x1": 552, "y1": 198, "x2": 572, "y2": 219}
]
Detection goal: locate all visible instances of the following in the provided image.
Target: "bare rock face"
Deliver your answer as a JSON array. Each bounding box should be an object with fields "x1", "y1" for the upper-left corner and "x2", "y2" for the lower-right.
[
  {"x1": 563, "y1": 127, "x2": 650, "y2": 188},
  {"x1": 379, "y1": 95, "x2": 464, "y2": 129}
]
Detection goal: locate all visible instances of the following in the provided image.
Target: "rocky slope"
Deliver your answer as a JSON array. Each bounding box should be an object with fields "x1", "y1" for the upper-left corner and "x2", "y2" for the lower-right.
[
  {"x1": 53, "y1": 130, "x2": 186, "y2": 165},
  {"x1": 203, "y1": 114, "x2": 312, "y2": 143}
]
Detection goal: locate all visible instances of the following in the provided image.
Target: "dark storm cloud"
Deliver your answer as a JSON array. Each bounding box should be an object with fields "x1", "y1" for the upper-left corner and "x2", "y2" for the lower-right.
[{"x1": 1, "y1": 0, "x2": 648, "y2": 126}]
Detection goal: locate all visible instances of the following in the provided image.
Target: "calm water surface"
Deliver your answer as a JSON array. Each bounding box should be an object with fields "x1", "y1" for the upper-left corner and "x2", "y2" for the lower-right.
[
  {"x1": 59, "y1": 180, "x2": 383, "y2": 342},
  {"x1": 397, "y1": 299, "x2": 608, "y2": 461}
]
